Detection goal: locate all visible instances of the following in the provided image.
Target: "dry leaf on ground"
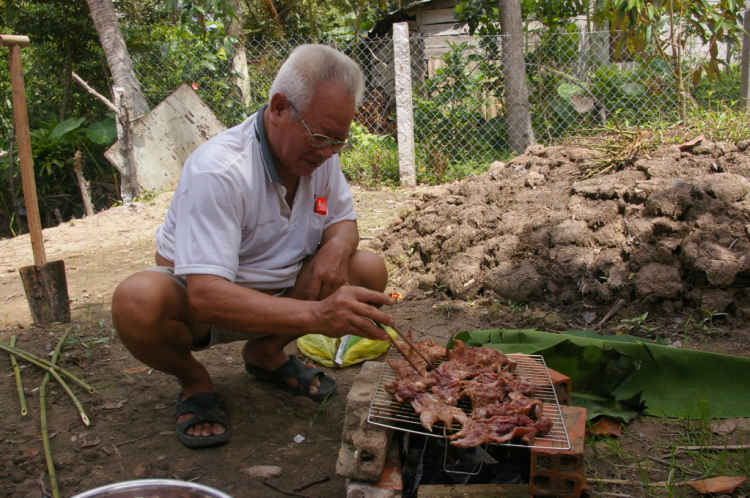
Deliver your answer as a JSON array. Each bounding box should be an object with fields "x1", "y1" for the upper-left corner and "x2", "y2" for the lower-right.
[
  {"x1": 712, "y1": 420, "x2": 736, "y2": 435},
  {"x1": 686, "y1": 476, "x2": 747, "y2": 494},
  {"x1": 586, "y1": 417, "x2": 622, "y2": 437}
]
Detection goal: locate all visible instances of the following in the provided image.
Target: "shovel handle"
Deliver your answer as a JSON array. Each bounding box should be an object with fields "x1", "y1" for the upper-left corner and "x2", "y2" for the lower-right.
[
  {"x1": 0, "y1": 35, "x2": 30, "y2": 47},
  {"x1": 4, "y1": 37, "x2": 45, "y2": 266}
]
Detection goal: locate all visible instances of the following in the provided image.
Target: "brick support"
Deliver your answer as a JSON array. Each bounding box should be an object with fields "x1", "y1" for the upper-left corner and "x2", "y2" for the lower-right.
[
  {"x1": 337, "y1": 362, "x2": 394, "y2": 481},
  {"x1": 529, "y1": 405, "x2": 588, "y2": 498}
]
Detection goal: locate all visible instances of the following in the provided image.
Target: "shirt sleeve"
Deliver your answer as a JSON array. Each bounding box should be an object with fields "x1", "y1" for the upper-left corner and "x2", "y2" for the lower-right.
[
  {"x1": 322, "y1": 157, "x2": 356, "y2": 230},
  {"x1": 172, "y1": 171, "x2": 243, "y2": 281}
]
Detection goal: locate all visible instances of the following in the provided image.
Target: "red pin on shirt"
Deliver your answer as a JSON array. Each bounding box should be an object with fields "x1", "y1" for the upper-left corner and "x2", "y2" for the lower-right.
[{"x1": 314, "y1": 196, "x2": 327, "y2": 215}]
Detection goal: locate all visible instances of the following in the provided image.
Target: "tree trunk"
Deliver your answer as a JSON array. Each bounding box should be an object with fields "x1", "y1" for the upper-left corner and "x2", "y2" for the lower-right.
[
  {"x1": 500, "y1": 0, "x2": 536, "y2": 155},
  {"x1": 73, "y1": 150, "x2": 94, "y2": 217},
  {"x1": 228, "y1": 0, "x2": 251, "y2": 109},
  {"x1": 85, "y1": 0, "x2": 149, "y2": 118}
]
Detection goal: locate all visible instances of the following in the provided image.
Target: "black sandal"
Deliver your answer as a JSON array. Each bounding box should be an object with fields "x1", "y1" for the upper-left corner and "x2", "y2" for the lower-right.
[
  {"x1": 175, "y1": 392, "x2": 231, "y2": 448},
  {"x1": 245, "y1": 355, "x2": 336, "y2": 401}
]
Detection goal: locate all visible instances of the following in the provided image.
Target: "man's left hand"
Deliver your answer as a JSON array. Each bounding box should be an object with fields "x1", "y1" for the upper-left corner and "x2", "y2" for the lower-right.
[{"x1": 306, "y1": 237, "x2": 350, "y2": 301}]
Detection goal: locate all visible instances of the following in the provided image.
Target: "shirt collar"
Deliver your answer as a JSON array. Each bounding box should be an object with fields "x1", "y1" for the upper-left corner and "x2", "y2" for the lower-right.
[{"x1": 254, "y1": 104, "x2": 281, "y2": 184}]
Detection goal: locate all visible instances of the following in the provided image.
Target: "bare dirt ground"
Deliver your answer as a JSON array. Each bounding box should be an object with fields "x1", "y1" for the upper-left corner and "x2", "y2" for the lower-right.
[{"x1": 1, "y1": 141, "x2": 749, "y2": 498}]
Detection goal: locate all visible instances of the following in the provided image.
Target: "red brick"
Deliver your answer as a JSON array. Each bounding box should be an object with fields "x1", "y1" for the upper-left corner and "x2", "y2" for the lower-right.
[
  {"x1": 546, "y1": 367, "x2": 572, "y2": 406},
  {"x1": 373, "y1": 444, "x2": 403, "y2": 491},
  {"x1": 529, "y1": 405, "x2": 587, "y2": 498}
]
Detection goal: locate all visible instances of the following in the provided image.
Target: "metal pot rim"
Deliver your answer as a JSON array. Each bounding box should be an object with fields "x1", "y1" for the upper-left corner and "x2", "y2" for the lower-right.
[{"x1": 69, "y1": 478, "x2": 235, "y2": 498}]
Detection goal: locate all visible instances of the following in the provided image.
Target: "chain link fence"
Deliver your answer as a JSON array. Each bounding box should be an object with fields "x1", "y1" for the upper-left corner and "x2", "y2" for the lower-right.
[
  {"x1": 130, "y1": 28, "x2": 736, "y2": 185},
  {"x1": 2, "y1": 27, "x2": 741, "y2": 239}
]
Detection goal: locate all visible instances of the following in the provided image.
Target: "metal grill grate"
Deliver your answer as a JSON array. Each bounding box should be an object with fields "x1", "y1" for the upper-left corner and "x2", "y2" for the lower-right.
[{"x1": 367, "y1": 350, "x2": 570, "y2": 450}]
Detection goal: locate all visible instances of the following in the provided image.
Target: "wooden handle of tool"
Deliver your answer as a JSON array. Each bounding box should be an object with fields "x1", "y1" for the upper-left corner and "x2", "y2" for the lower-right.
[
  {"x1": 0, "y1": 35, "x2": 31, "y2": 48},
  {"x1": 8, "y1": 43, "x2": 46, "y2": 266}
]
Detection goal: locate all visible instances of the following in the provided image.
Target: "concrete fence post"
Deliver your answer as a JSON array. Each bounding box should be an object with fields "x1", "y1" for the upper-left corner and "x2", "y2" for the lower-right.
[
  {"x1": 740, "y1": 0, "x2": 750, "y2": 109},
  {"x1": 393, "y1": 22, "x2": 416, "y2": 187}
]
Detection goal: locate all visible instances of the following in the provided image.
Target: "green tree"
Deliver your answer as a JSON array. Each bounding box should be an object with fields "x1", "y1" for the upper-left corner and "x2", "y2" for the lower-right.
[
  {"x1": 601, "y1": 0, "x2": 744, "y2": 122},
  {"x1": 86, "y1": 0, "x2": 150, "y2": 117},
  {"x1": 454, "y1": 0, "x2": 537, "y2": 153},
  {"x1": 0, "y1": 0, "x2": 123, "y2": 235}
]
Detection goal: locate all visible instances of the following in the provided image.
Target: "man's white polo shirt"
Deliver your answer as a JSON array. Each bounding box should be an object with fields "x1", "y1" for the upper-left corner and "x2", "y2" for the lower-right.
[{"x1": 155, "y1": 105, "x2": 356, "y2": 290}]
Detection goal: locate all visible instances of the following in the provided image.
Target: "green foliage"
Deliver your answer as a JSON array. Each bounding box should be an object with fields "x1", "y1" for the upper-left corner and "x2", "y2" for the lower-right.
[
  {"x1": 678, "y1": 104, "x2": 750, "y2": 144},
  {"x1": 0, "y1": 0, "x2": 122, "y2": 237},
  {"x1": 0, "y1": 116, "x2": 119, "y2": 236},
  {"x1": 338, "y1": 122, "x2": 399, "y2": 186},
  {"x1": 693, "y1": 63, "x2": 743, "y2": 108},
  {"x1": 412, "y1": 41, "x2": 511, "y2": 184},
  {"x1": 454, "y1": 0, "x2": 586, "y2": 35},
  {"x1": 619, "y1": 312, "x2": 658, "y2": 336},
  {"x1": 455, "y1": 328, "x2": 750, "y2": 418},
  {"x1": 601, "y1": 0, "x2": 744, "y2": 120}
]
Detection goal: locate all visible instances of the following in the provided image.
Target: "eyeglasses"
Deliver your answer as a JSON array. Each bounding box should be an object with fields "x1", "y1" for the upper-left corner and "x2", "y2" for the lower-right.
[{"x1": 289, "y1": 102, "x2": 353, "y2": 153}]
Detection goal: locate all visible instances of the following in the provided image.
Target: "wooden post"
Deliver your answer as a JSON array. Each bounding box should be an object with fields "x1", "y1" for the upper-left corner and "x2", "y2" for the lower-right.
[
  {"x1": 1, "y1": 34, "x2": 45, "y2": 266},
  {"x1": 73, "y1": 150, "x2": 94, "y2": 217},
  {"x1": 113, "y1": 86, "x2": 140, "y2": 202},
  {"x1": 393, "y1": 22, "x2": 416, "y2": 187},
  {"x1": 740, "y1": 0, "x2": 750, "y2": 109}
]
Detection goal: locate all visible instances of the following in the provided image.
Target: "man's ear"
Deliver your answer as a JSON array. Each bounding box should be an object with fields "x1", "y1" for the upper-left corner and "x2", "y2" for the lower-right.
[{"x1": 268, "y1": 93, "x2": 290, "y2": 125}]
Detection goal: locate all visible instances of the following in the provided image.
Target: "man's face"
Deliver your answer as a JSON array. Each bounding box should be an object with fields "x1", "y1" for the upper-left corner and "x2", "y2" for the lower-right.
[{"x1": 268, "y1": 82, "x2": 356, "y2": 181}]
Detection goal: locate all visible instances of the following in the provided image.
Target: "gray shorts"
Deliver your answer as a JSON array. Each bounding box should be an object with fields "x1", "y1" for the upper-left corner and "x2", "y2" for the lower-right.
[{"x1": 144, "y1": 266, "x2": 280, "y2": 351}]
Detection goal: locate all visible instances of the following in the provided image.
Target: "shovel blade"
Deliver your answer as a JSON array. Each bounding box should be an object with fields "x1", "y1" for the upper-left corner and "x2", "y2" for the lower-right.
[{"x1": 19, "y1": 260, "x2": 71, "y2": 326}]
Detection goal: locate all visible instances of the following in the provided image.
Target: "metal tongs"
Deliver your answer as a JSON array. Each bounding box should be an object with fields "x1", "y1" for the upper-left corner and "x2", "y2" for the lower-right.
[{"x1": 375, "y1": 321, "x2": 440, "y2": 376}]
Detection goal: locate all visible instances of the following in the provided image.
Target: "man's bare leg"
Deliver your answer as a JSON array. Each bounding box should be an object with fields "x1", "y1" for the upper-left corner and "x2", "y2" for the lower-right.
[
  {"x1": 113, "y1": 249, "x2": 387, "y2": 440},
  {"x1": 111, "y1": 271, "x2": 223, "y2": 438}
]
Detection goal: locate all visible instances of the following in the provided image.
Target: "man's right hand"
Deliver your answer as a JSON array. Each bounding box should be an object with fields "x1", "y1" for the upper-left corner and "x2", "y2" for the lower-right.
[{"x1": 309, "y1": 285, "x2": 394, "y2": 342}]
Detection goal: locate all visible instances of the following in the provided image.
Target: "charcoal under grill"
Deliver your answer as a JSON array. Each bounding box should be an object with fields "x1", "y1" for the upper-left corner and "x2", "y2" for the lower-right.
[{"x1": 367, "y1": 349, "x2": 571, "y2": 450}]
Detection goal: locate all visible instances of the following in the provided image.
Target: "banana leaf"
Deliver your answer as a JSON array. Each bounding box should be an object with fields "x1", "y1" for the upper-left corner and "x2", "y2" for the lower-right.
[{"x1": 453, "y1": 329, "x2": 750, "y2": 419}]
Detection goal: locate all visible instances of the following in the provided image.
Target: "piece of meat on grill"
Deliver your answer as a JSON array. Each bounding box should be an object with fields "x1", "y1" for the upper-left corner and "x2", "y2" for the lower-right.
[
  {"x1": 462, "y1": 377, "x2": 509, "y2": 408},
  {"x1": 429, "y1": 360, "x2": 476, "y2": 382},
  {"x1": 449, "y1": 414, "x2": 553, "y2": 448},
  {"x1": 506, "y1": 377, "x2": 537, "y2": 399},
  {"x1": 471, "y1": 396, "x2": 544, "y2": 420},
  {"x1": 409, "y1": 333, "x2": 449, "y2": 362},
  {"x1": 387, "y1": 357, "x2": 428, "y2": 378},
  {"x1": 448, "y1": 340, "x2": 515, "y2": 371},
  {"x1": 393, "y1": 332, "x2": 448, "y2": 371},
  {"x1": 383, "y1": 377, "x2": 429, "y2": 404},
  {"x1": 411, "y1": 393, "x2": 469, "y2": 432},
  {"x1": 429, "y1": 377, "x2": 464, "y2": 406}
]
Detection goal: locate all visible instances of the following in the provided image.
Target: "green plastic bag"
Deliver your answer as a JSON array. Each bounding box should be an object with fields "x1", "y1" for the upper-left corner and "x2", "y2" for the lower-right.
[{"x1": 297, "y1": 327, "x2": 397, "y2": 368}]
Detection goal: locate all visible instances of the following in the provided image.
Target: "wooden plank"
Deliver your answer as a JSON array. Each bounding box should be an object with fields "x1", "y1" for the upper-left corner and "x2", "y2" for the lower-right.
[
  {"x1": 421, "y1": 23, "x2": 469, "y2": 36},
  {"x1": 418, "y1": 483, "x2": 532, "y2": 497},
  {"x1": 428, "y1": 0, "x2": 459, "y2": 10},
  {"x1": 419, "y1": 8, "x2": 458, "y2": 26},
  {"x1": 423, "y1": 35, "x2": 476, "y2": 49}
]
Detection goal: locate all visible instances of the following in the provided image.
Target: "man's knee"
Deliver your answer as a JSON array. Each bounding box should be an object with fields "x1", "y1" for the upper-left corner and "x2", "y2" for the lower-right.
[
  {"x1": 348, "y1": 250, "x2": 388, "y2": 292},
  {"x1": 112, "y1": 273, "x2": 178, "y2": 339}
]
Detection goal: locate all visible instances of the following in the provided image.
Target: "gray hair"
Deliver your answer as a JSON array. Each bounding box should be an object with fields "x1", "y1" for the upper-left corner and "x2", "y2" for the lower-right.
[{"x1": 269, "y1": 44, "x2": 365, "y2": 111}]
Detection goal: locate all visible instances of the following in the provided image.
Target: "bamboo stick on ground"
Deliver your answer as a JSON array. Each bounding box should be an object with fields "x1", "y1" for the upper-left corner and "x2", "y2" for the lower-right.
[
  {"x1": 47, "y1": 366, "x2": 90, "y2": 426},
  {"x1": 0, "y1": 342, "x2": 96, "y2": 393},
  {"x1": 40, "y1": 329, "x2": 69, "y2": 498},
  {"x1": 9, "y1": 336, "x2": 27, "y2": 416}
]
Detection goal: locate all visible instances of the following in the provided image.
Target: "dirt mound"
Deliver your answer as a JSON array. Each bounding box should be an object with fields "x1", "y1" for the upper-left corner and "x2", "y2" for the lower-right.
[{"x1": 371, "y1": 139, "x2": 750, "y2": 319}]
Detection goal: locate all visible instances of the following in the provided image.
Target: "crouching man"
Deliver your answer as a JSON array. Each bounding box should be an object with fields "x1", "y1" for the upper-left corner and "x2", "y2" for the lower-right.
[{"x1": 112, "y1": 44, "x2": 394, "y2": 449}]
